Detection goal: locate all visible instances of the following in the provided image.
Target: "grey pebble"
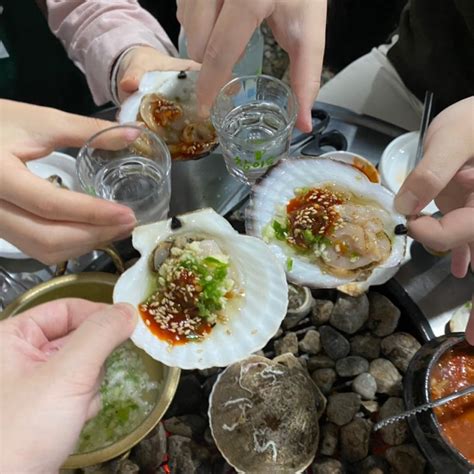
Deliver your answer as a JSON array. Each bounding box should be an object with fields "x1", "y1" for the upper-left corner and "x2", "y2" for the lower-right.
[
  {"x1": 327, "y1": 392, "x2": 361, "y2": 426},
  {"x1": 384, "y1": 444, "x2": 426, "y2": 474},
  {"x1": 379, "y1": 397, "x2": 409, "y2": 446},
  {"x1": 340, "y1": 418, "x2": 372, "y2": 462},
  {"x1": 336, "y1": 356, "x2": 369, "y2": 377},
  {"x1": 350, "y1": 333, "x2": 381, "y2": 360},
  {"x1": 369, "y1": 358, "x2": 402, "y2": 396},
  {"x1": 299, "y1": 329, "x2": 321, "y2": 354},
  {"x1": 381, "y1": 332, "x2": 421, "y2": 372},
  {"x1": 312, "y1": 458, "x2": 345, "y2": 474},
  {"x1": 330, "y1": 294, "x2": 369, "y2": 334},
  {"x1": 320, "y1": 325, "x2": 351, "y2": 360},
  {"x1": 311, "y1": 368, "x2": 337, "y2": 395},
  {"x1": 311, "y1": 299, "x2": 334, "y2": 326},
  {"x1": 307, "y1": 354, "x2": 336, "y2": 371},
  {"x1": 320, "y1": 422, "x2": 339, "y2": 456},
  {"x1": 352, "y1": 373, "x2": 377, "y2": 400},
  {"x1": 274, "y1": 332, "x2": 298, "y2": 356},
  {"x1": 368, "y1": 293, "x2": 400, "y2": 337}
]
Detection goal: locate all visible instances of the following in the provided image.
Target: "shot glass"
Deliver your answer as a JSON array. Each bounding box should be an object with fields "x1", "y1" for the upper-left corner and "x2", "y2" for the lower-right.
[
  {"x1": 76, "y1": 125, "x2": 172, "y2": 224},
  {"x1": 211, "y1": 75, "x2": 297, "y2": 185}
]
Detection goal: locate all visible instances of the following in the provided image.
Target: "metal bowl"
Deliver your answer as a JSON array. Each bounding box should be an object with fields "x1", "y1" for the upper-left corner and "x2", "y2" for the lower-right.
[
  {"x1": 1, "y1": 272, "x2": 180, "y2": 469},
  {"x1": 404, "y1": 333, "x2": 474, "y2": 473}
]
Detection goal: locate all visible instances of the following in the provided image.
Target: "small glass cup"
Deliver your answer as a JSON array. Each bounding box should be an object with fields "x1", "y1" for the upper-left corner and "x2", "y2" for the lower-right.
[
  {"x1": 76, "y1": 125, "x2": 171, "y2": 224},
  {"x1": 211, "y1": 75, "x2": 298, "y2": 185}
]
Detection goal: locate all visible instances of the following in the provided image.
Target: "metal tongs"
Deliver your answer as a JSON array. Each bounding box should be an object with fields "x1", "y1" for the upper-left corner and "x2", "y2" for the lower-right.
[{"x1": 373, "y1": 385, "x2": 474, "y2": 432}]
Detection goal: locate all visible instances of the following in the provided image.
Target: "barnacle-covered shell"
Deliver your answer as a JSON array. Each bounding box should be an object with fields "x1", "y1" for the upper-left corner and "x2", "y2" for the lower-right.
[
  {"x1": 118, "y1": 71, "x2": 218, "y2": 160},
  {"x1": 209, "y1": 354, "x2": 326, "y2": 473},
  {"x1": 113, "y1": 209, "x2": 288, "y2": 370},
  {"x1": 245, "y1": 158, "x2": 406, "y2": 296}
]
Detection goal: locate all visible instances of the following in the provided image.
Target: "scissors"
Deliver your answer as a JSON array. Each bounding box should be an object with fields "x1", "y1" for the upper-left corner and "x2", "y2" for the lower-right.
[{"x1": 290, "y1": 109, "x2": 347, "y2": 155}]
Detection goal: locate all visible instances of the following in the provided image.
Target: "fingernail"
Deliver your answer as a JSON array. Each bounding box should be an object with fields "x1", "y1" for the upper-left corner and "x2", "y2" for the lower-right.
[
  {"x1": 117, "y1": 210, "x2": 137, "y2": 226},
  {"x1": 395, "y1": 190, "x2": 419, "y2": 215},
  {"x1": 113, "y1": 303, "x2": 138, "y2": 323}
]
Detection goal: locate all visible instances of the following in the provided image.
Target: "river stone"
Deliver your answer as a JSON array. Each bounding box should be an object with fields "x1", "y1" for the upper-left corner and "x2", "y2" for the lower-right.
[
  {"x1": 299, "y1": 329, "x2": 321, "y2": 354},
  {"x1": 361, "y1": 400, "x2": 379, "y2": 415},
  {"x1": 327, "y1": 392, "x2": 361, "y2": 426},
  {"x1": 307, "y1": 354, "x2": 336, "y2": 371},
  {"x1": 168, "y1": 435, "x2": 210, "y2": 474},
  {"x1": 274, "y1": 331, "x2": 299, "y2": 356},
  {"x1": 274, "y1": 352, "x2": 306, "y2": 371},
  {"x1": 311, "y1": 299, "x2": 334, "y2": 326},
  {"x1": 381, "y1": 332, "x2": 421, "y2": 372},
  {"x1": 320, "y1": 325, "x2": 351, "y2": 360},
  {"x1": 369, "y1": 359, "x2": 402, "y2": 396},
  {"x1": 350, "y1": 333, "x2": 381, "y2": 360},
  {"x1": 320, "y1": 422, "x2": 339, "y2": 456},
  {"x1": 368, "y1": 293, "x2": 400, "y2": 337},
  {"x1": 163, "y1": 415, "x2": 207, "y2": 438},
  {"x1": 336, "y1": 356, "x2": 369, "y2": 377},
  {"x1": 132, "y1": 422, "x2": 167, "y2": 471},
  {"x1": 356, "y1": 455, "x2": 390, "y2": 474},
  {"x1": 330, "y1": 294, "x2": 369, "y2": 334},
  {"x1": 385, "y1": 444, "x2": 426, "y2": 474},
  {"x1": 340, "y1": 418, "x2": 372, "y2": 462},
  {"x1": 379, "y1": 398, "x2": 409, "y2": 446},
  {"x1": 312, "y1": 458, "x2": 345, "y2": 474},
  {"x1": 352, "y1": 372, "x2": 377, "y2": 400},
  {"x1": 312, "y1": 368, "x2": 337, "y2": 395}
]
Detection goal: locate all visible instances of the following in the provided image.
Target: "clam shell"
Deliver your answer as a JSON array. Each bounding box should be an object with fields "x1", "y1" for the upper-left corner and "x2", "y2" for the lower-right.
[
  {"x1": 118, "y1": 71, "x2": 218, "y2": 160},
  {"x1": 113, "y1": 209, "x2": 288, "y2": 370},
  {"x1": 245, "y1": 158, "x2": 406, "y2": 295}
]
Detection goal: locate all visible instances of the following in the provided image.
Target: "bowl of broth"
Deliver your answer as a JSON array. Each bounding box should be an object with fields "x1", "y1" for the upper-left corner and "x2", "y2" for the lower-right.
[
  {"x1": 1, "y1": 272, "x2": 181, "y2": 468},
  {"x1": 404, "y1": 334, "x2": 474, "y2": 473}
]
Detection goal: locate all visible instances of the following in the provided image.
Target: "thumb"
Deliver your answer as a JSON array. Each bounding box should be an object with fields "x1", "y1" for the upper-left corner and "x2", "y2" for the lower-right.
[{"x1": 50, "y1": 303, "x2": 137, "y2": 377}]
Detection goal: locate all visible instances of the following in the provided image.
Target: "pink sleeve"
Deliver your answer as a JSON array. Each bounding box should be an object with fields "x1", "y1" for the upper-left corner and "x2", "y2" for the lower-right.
[{"x1": 46, "y1": 0, "x2": 178, "y2": 105}]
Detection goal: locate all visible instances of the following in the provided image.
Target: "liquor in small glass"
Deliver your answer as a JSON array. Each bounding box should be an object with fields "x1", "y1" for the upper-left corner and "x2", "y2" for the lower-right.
[
  {"x1": 76, "y1": 125, "x2": 171, "y2": 224},
  {"x1": 211, "y1": 75, "x2": 297, "y2": 185}
]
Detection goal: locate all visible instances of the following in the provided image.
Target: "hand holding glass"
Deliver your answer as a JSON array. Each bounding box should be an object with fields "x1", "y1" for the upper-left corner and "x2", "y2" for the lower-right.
[{"x1": 76, "y1": 125, "x2": 171, "y2": 224}]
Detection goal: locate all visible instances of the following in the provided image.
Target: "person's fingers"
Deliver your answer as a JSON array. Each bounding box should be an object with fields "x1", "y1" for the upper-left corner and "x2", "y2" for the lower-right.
[
  {"x1": 450, "y1": 245, "x2": 471, "y2": 279},
  {"x1": 466, "y1": 296, "x2": 474, "y2": 346},
  {"x1": 197, "y1": 2, "x2": 269, "y2": 115},
  {"x1": 0, "y1": 200, "x2": 134, "y2": 265},
  {"x1": 272, "y1": 2, "x2": 326, "y2": 132},
  {"x1": 177, "y1": 0, "x2": 223, "y2": 63},
  {"x1": 49, "y1": 304, "x2": 137, "y2": 382},
  {"x1": 395, "y1": 106, "x2": 474, "y2": 215},
  {"x1": 11, "y1": 299, "x2": 109, "y2": 348},
  {"x1": 119, "y1": 48, "x2": 200, "y2": 99},
  {"x1": 0, "y1": 168, "x2": 136, "y2": 226},
  {"x1": 407, "y1": 208, "x2": 474, "y2": 253}
]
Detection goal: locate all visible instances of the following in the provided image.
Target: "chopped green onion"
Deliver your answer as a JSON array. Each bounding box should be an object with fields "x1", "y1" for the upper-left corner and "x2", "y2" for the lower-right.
[{"x1": 286, "y1": 258, "x2": 294, "y2": 271}]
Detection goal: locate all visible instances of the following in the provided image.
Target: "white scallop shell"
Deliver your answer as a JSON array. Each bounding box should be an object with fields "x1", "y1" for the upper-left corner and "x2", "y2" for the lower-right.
[
  {"x1": 113, "y1": 208, "x2": 288, "y2": 370},
  {"x1": 245, "y1": 158, "x2": 407, "y2": 295},
  {"x1": 449, "y1": 301, "x2": 472, "y2": 333},
  {"x1": 119, "y1": 70, "x2": 199, "y2": 124}
]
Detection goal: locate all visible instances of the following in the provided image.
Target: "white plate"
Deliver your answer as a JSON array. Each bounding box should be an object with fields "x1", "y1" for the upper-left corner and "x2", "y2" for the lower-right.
[
  {"x1": 0, "y1": 152, "x2": 80, "y2": 260},
  {"x1": 379, "y1": 132, "x2": 438, "y2": 215}
]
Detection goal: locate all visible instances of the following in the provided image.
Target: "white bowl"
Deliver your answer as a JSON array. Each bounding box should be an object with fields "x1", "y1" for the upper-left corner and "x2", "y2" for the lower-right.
[{"x1": 379, "y1": 132, "x2": 438, "y2": 215}]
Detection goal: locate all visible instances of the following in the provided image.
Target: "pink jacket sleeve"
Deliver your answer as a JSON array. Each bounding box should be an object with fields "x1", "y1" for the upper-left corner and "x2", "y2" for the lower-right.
[{"x1": 47, "y1": 0, "x2": 178, "y2": 105}]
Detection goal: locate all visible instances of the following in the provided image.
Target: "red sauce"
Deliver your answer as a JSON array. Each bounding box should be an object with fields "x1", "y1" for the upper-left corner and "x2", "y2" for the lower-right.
[
  {"x1": 352, "y1": 157, "x2": 379, "y2": 183},
  {"x1": 139, "y1": 306, "x2": 212, "y2": 345},
  {"x1": 286, "y1": 188, "x2": 345, "y2": 249},
  {"x1": 139, "y1": 267, "x2": 213, "y2": 345},
  {"x1": 430, "y1": 342, "x2": 474, "y2": 463}
]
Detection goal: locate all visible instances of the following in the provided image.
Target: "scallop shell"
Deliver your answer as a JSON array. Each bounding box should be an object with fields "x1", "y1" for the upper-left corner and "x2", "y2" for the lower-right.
[
  {"x1": 449, "y1": 301, "x2": 472, "y2": 333},
  {"x1": 118, "y1": 70, "x2": 218, "y2": 160},
  {"x1": 113, "y1": 208, "x2": 288, "y2": 370},
  {"x1": 319, "y1": 150, "x2": 380, "y2": 183},
  {"x1": 208, "y1": 354, "x2": 326, "y2": 473},
  {"x1": 245, "y1": 157, "x2": 406, "y2": 295}
]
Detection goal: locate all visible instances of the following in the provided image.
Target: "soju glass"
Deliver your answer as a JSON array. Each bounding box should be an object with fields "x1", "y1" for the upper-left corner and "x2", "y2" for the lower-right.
[
  {"x1": 211, "y1": 75, "x2": 297, "y2": 185},
  {"x1": 76, "y1": 125, "x2": 171, "y2": 224}
]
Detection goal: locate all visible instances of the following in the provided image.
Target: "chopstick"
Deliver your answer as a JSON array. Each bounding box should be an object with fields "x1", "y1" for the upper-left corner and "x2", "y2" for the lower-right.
[{"x1": 408, "y1": 91, "x2": 434, "y2": 173}]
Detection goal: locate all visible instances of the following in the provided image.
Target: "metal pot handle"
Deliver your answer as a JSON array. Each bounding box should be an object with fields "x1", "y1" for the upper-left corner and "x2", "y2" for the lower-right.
[{"x1": 54, "y1": 245, "x2": 125, "y2": 277}]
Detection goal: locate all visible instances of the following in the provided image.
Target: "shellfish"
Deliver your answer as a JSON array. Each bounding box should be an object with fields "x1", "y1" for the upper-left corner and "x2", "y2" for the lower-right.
[
  {"x1": 119, "y1": 71, "x2": 218, "y2": 160},
  {"x1": 113, "y1": 209, "x2": 288, "y2": 370},
  {"x1": 245, "y1": 157, "x2": 406, "y2": 295}
]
